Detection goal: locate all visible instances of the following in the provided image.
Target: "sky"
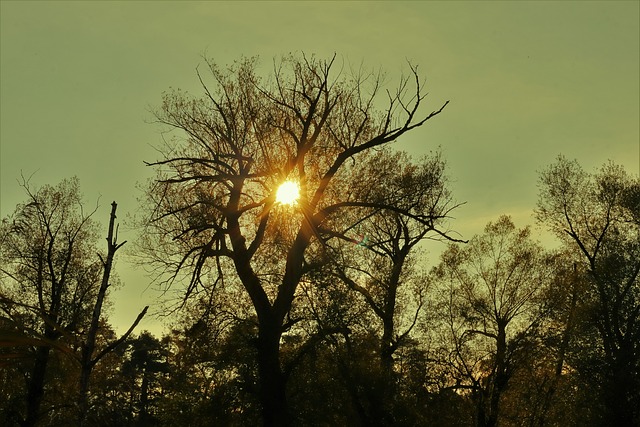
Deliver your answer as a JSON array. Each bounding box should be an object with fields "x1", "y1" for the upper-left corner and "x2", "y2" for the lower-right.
[{"x1": 1, "y1": 1, "x2": 638, "y2": 336}]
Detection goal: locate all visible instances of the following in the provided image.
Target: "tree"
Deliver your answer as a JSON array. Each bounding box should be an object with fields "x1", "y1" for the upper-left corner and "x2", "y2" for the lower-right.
[
  {"x1": 76, "y1": 321, "x2": 137, "y2": 426},
  {"x1": 431, "y1": 216, "x2": 553, "y2": 427},
  {"x1": 536, "y1": 157, "x2": 640, "y2": 425},
  {"x1": 0, "y1": 180, "x2": 147, "y2": 427},
  {"x1": 140, "y1": 53, "x2": 448, "y2": 425},
  {"x1": 0, "y1": 178, "x2": 102, "y2": 426},
  {"x1": 156, "y1": 291, "x2": 261, "y2": 426},
  {"x1": 491, "y1": 251, "x2": 590, "y2": 426},
  {"x1": 121, "y1": 332, "x2": 169, "y2": 427},
  {"x1": 326, "y1": 148, "x2": 460, "y2": 424},
  {"x1": 78, "y1": 202, "x2": 148, "y2": 426}
]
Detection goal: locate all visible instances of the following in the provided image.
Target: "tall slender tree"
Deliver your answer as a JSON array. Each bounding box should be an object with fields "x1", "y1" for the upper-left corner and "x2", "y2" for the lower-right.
[
  {"x1": 326, "y1": 148, "x2": 460, "y2": 424},
  {"x1": 78, "y1": 201, "x2": 148, "y2": 426}
]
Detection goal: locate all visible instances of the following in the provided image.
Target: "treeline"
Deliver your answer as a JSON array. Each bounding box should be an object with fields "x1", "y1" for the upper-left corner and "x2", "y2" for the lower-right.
[{"x1": 1, "y1": 54, "x2": 638, "y2": 426}]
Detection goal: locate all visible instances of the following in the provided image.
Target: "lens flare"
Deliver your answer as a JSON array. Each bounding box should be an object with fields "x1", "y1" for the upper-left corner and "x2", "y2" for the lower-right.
[{"x1": 275, "y1": 180, "x2": 300, "y2": 206}]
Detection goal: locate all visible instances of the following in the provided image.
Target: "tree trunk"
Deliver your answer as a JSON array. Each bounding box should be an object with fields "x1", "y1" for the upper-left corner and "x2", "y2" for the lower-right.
[
  {"x1": 256, "y1": 321, "x2": 289, "y2": 427},
  {"x1": 78, "y1": 202, "x2": 119, "y2": 426},
  {"x1": 23, "y1": 345, "x2": 51, "y2": 427},
  {"x1": 380, "y1": 318, "x2": 395, "y2": 380},
  {"x1": 337, "y1": 361, "x2": 369, "y2": 426},
  {"x1": 77, "y1": 366, "x2": 91, "y2": 426},
  {"x1": 377, "y1": 317, "x2": 396, "y2": 425},
  {"x1": 605, "y1": 350, "x2": 638, "y2": 427},
  {"x1": 486, "y1": 323, "x2": 509, "y2": 427},
  {"x1": 474, "y1": 386, "x2": 489, "y2": 427},
  {"x1": 139, "y1": 363, "x2": 151, "y2": 427},
  {"x1": 477, "y1": 323, "x2": 508, "y2": 427},
  {"x1": 375, "y1": 250, "x2": 405, "y2": 424},
  {"x1": 77, "y1": 202, "x2": 147, "y2": 426},
  {"x1": 538, "y1": 267, "x2": 579, "y2": 427}
]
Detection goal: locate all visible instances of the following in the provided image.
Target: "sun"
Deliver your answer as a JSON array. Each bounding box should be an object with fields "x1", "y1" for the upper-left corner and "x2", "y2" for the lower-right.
[{"x1": 275, "y1": 180, "x2": 300, "y2": 206}]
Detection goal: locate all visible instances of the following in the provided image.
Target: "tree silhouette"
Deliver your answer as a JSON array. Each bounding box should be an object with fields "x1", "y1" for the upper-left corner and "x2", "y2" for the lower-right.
[
  {"x1": 121, "y1": 332, "x2": 169, "y2": 426},
  {"x1": 0, "y1": 181, "x2": 148, "y2": 427},
  {"x1": 432, "y1": 216, "x2": 553, "y2": 427},
  {"x1": 78, "y1": 202, "x2": 147, "y2": 426},
  {"x1": 536, "y1": 157, "x2": 640, "y2": 425},
  {"x1": 0, "y1": 178, "x2": 101, "y2": 426},
  {"x1": 140, "y1": 53, "x2": 448, "y2": 425},
  {"x1": 326, "y1": 148, "x2": 460, "y2": 423}
]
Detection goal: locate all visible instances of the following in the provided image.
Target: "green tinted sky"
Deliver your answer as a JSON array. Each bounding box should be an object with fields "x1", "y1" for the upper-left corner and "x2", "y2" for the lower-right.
[{"x1": 1, "y1": 1, "x2": 638, "y2": 335}]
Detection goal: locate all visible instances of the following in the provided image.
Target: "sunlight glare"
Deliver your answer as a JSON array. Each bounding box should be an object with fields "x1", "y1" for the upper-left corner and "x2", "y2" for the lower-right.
[{"x1": 276, "y1": 180, "x2": 300, "y2": 206}]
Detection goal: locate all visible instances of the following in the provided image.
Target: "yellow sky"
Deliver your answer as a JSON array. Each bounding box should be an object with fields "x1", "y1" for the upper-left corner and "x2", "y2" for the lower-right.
[{"x1": 1, "y1": 1, "x2": 638, "y2": 336}]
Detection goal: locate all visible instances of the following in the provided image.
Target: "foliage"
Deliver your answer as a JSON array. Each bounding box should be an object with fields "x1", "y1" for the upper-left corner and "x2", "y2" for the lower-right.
[
  {"x1": 0, "y1": 180, "x2": 145, "y2": 427},
  {"x1": 536, "y1": 156, "x2": 640, "y2": 425},
  {"x1": 431, "y1": 215, "x2": 554, "y2": 427}
]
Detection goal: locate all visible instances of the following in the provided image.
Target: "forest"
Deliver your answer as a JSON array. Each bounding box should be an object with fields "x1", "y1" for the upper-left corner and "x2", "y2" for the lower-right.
[{"x1": 1, "y1": 54, "x2": 638, "y2": 427}]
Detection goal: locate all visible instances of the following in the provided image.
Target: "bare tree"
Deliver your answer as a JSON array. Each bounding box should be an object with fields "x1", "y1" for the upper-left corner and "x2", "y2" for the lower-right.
[
  {"x1": 140, "y1": 53, "x2": 448, "y2": 426},
  {"x1": 77, "y1": 202, "x2": 148, "y2": 426}
]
